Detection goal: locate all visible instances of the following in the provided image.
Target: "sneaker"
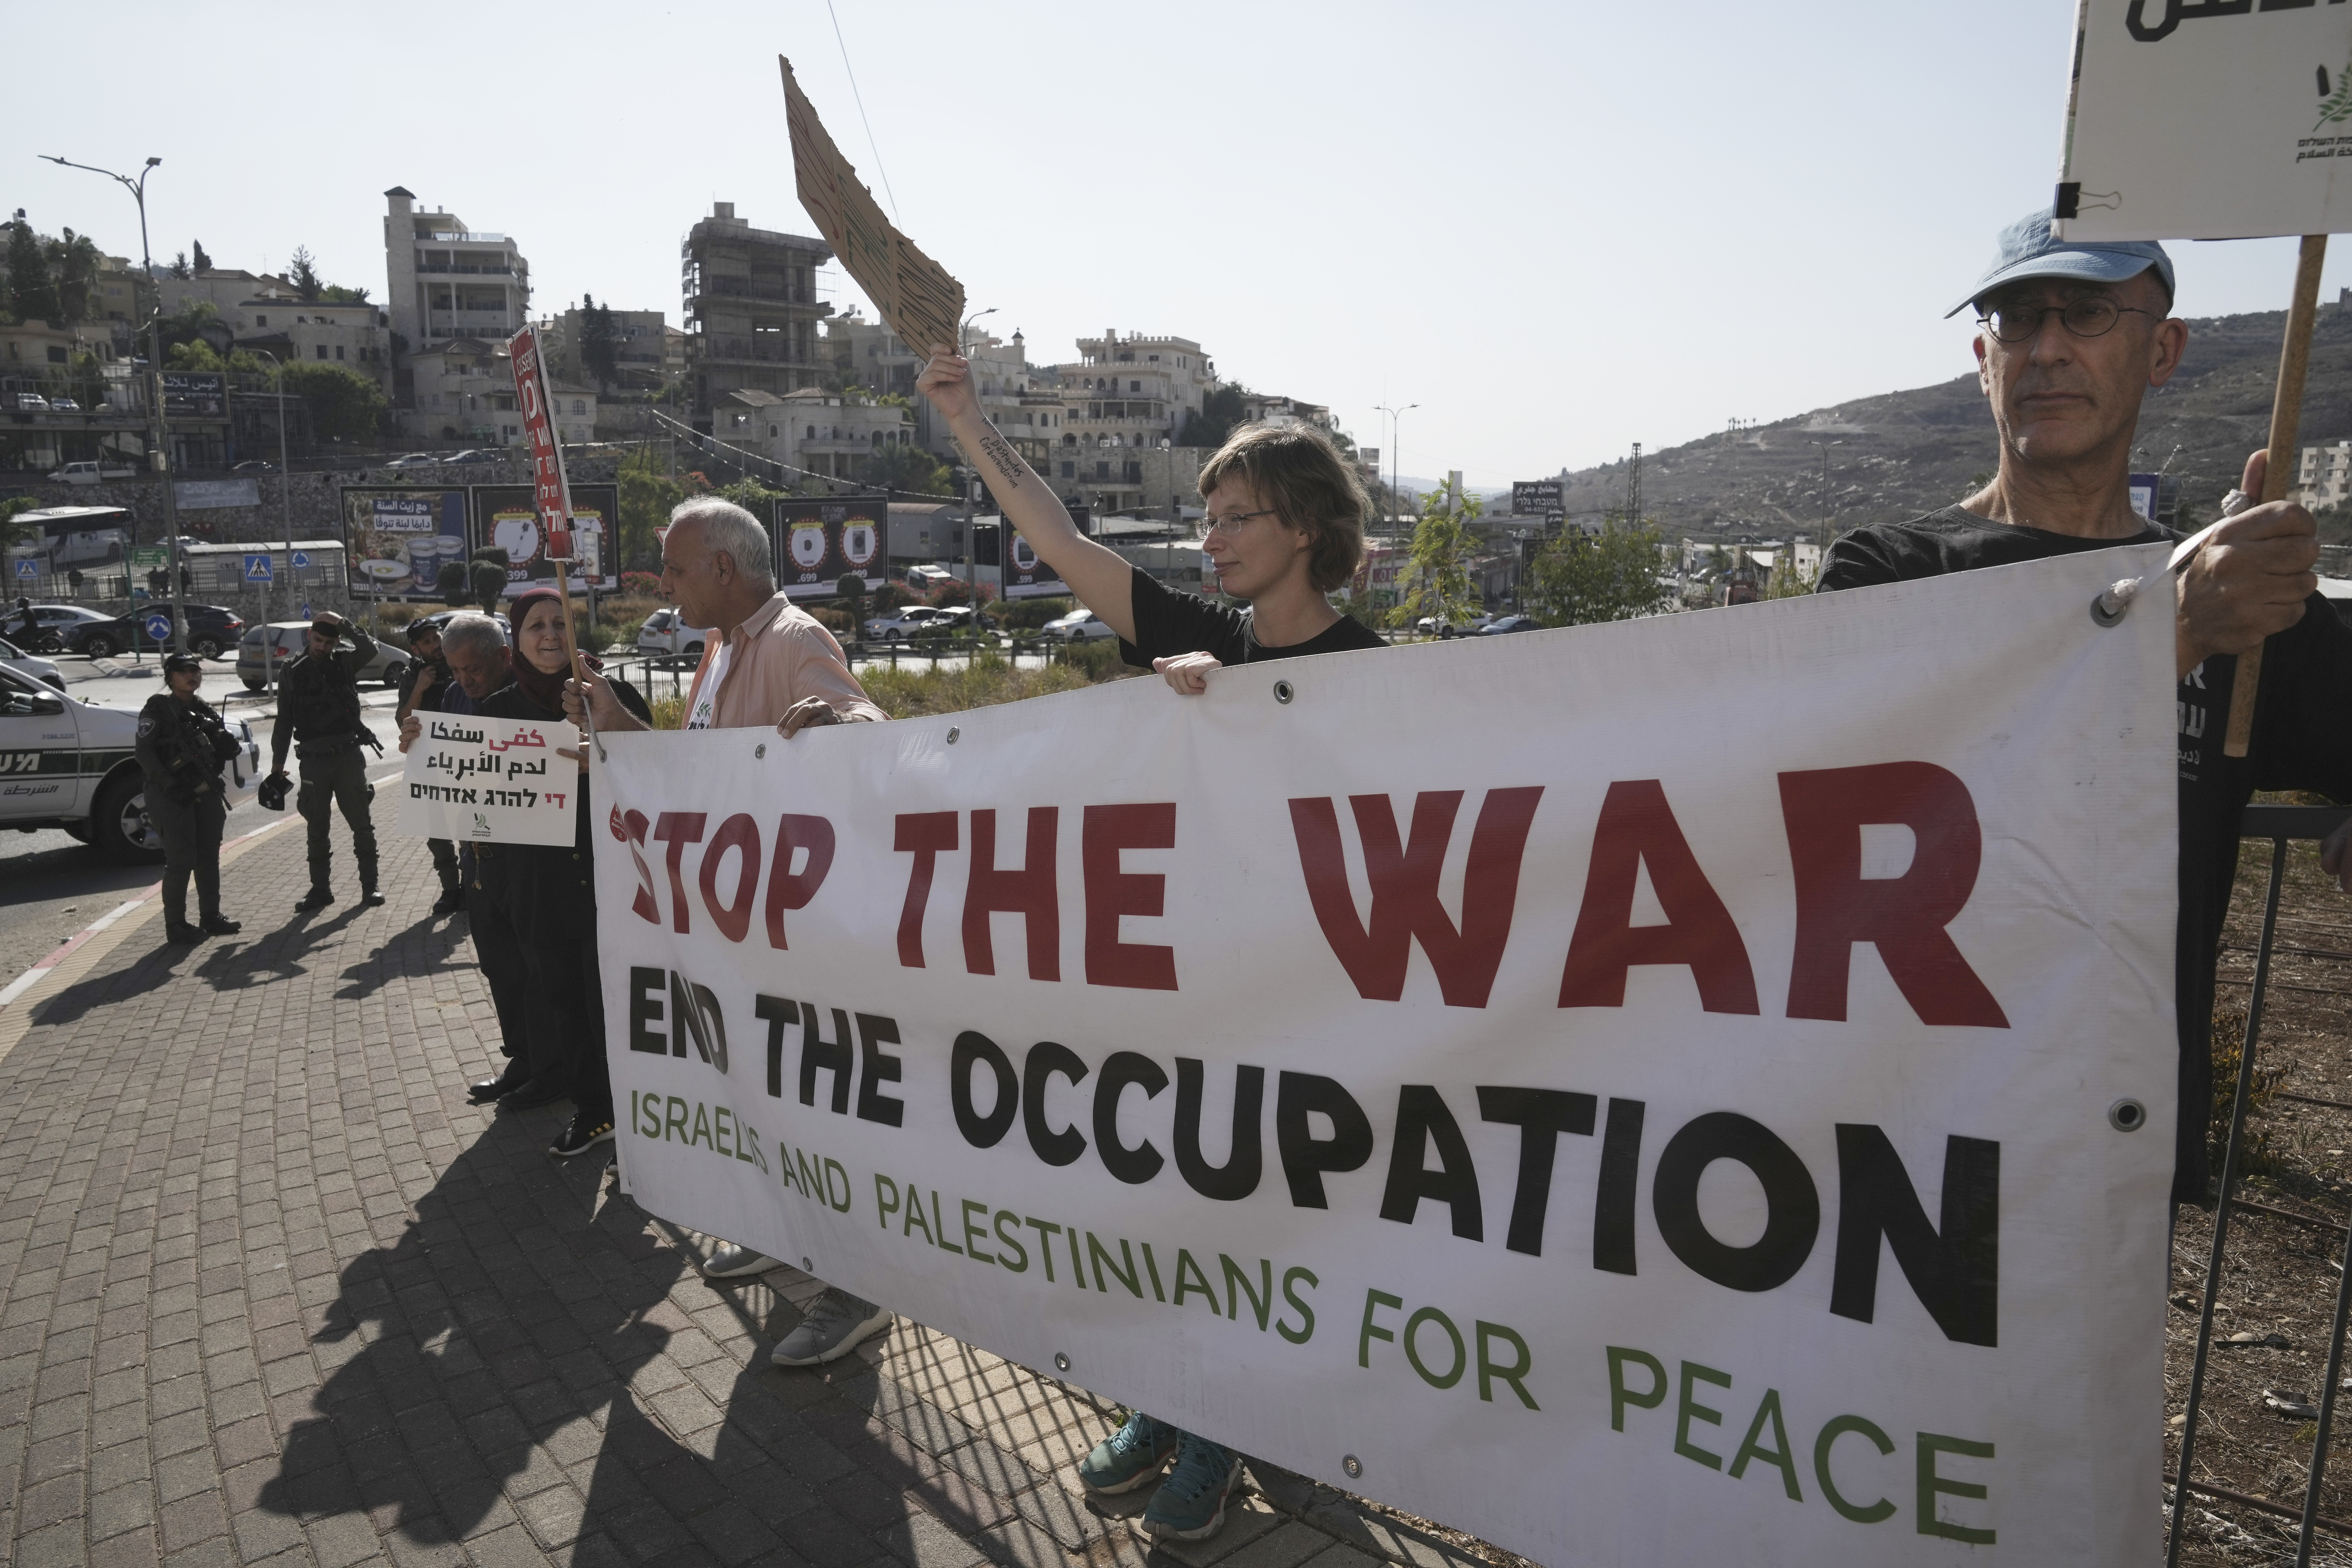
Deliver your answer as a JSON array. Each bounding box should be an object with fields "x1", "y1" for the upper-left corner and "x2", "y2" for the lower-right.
[
  {"x1": 1076, "y1": 1412, "x2": 1179, "y2": 1495},
  {"x1": 198, "y1": 915, "x2": 242, "y2": 936},
  {"x1": 1140, "y1": 1435, "x2": 1243, "y2": 1542},
  {"x1": 549, "y1": 1113, "x2": 614, "y2": 1158},
  {"x1": 769, "y1": 1289, "x2": 890, "y2": 1367},
  {"x1": 294, "y1": 887, "x2": 334, "y2": 912},
  {"x1": 359, "y1": 888, "x2": 387, "y2": 908},
  {"x1": 701, "y1": 1244, "x2": 775, "y2": 1279}
]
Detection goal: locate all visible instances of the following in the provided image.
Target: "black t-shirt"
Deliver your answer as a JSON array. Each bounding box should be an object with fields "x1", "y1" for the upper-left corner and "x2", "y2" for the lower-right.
[
  {"x1": 1117, "y1": 567, "x2": 1387, "y2": 669},
  {"x1": 1823, "y1": 505, "x2": 2352, "y2": 1203}
]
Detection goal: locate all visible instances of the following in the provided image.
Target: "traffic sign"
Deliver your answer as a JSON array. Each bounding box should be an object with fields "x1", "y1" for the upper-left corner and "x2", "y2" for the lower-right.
[
  {"x1": 242, "y1": 553, "x2": 274, "y2": 584},
  {"x1": 290, "y1": 550, "x2": 310, "y2": 569},
  {"x1": 13, "y1": 560, "x2": 34, "y2": 580},
  {"x1": 142, "y1": 613, "x2": 172, "y2": 642},
  {"x1": 127, "y1": 547, "x2": 167, "y2": 569}
]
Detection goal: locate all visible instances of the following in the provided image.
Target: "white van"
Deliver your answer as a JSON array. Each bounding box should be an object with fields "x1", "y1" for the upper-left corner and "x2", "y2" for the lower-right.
[
  {"x1": 0, "y1": 663, "x2": 258, "y2": 861},
  {"x1": 46, "y1": 461, "x2": 137, "y2": 485}
]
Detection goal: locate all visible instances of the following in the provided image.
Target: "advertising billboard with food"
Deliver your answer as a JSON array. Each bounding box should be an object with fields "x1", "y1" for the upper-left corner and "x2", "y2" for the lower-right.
[
  {"x1": 469, "y1": 485, "x2": 619, "y2": 592},
  {"x1": 339, "y1": 486, "x2": 469, "y2": 600},
  {"x1": 771, "y1": 496, "x2": 887, "y2": 600}
]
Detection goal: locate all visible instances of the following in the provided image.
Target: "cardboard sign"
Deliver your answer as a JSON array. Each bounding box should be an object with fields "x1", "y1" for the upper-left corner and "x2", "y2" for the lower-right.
[
  {"x1": 508, "y1": 325, "x2": 576, "y2": 560},
  {"x1": 2058, "y1": 0, "x2": 2352, "y2": 239},
  {"x1": 596, "y1": 545, "x2": 2182, "y2": 1566},
  {"x1": 779, "y1": 55, "x2": 965, "y2": 356},
  {"x1": 397, "y1": 715, "x2": 576, "y2": 846}
]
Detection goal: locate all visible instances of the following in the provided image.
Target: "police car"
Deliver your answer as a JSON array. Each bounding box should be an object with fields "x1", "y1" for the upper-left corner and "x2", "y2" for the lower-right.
[{"x1": 0, "y1": 663, "x2": 259, "y2": 861}]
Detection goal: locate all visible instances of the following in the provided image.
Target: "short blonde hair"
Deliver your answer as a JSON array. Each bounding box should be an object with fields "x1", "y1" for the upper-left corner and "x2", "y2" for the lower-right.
[{"x1": 1197, "y1": 423, "x2": 1368, "y2": 593}]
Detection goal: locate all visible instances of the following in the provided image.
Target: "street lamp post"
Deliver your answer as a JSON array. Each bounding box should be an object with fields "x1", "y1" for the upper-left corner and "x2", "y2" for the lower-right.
[
  {"x1": 40, "y1": 153, "x2": 188, "y2": 655},
  {"x1": 249, "y1": 348, "x2": 295, "y2": 694},
  {"x1": 1376, "y1": 402, "x2": 1418, "y2": 535},
  {"x1": 1807, "y1": 437, "x2": 1844, "y2": 563}
]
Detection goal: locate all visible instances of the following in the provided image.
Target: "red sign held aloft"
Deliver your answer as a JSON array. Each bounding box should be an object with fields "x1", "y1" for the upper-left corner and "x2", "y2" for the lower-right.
[{"x1": 507, "y1": 325, "x2": 575, "y2": 561}]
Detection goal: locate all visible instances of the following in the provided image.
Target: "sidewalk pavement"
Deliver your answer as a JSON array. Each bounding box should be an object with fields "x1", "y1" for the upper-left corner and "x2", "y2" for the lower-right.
[{"x1": 0, "y1": 791, "x2": 1502, "y2": 1568}]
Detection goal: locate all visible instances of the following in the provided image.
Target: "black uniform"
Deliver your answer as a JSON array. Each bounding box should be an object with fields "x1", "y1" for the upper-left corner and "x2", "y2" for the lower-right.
[
  {"x1": 475, "y1": 677, "x2": 651, "y2": 1122},
  {"x1": 135, "y1": 691, "x2": 240, "y2": 930},
  {"x1": 270, "y1": 626, "x2": 383, "y2": 898},
  {"x1": 397, "y1": 651, "x2": 462, "y2": 905}
]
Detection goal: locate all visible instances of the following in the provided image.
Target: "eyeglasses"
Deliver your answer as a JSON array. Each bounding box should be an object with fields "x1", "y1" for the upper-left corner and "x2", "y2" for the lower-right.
[
  {"x1": 1978, "y1": 297, "x2": 2159, "y2": 344},
  {"x1": 1204, "y1": 508, "x2": 1279, "y2": 534}
]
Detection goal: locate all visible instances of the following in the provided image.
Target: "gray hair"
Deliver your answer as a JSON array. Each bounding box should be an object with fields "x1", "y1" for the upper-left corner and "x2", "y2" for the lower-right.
[
  {"x1": 440, "y1": 613, "x2": 506, "y2": 662},
  {"x1": 671, "y1": 497, "x2": 774, "y2": 585}
]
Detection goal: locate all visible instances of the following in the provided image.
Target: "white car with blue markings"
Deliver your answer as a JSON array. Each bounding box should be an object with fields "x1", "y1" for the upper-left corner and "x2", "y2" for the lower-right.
[{"x1": 0, "y1": 663, "x2": 258, "y2": 861}]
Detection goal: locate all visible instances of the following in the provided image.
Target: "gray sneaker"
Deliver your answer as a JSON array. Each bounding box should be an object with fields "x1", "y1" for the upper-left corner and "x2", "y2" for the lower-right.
[
  {"x1": 769, "y1": 1288, "x2": 891, "y2": 1367},
  {"x1": 701, "y1": 1244, "x2": 774, "y2": 1279}
]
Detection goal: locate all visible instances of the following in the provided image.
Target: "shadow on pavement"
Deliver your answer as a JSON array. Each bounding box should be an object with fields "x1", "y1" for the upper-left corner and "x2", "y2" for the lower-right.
[
  {"x1": 196, "y1": 903, "x2": 367, "y2": 990},
  {"x1": 334, "y1": 911, "x2": 469, "y2": 1001}
]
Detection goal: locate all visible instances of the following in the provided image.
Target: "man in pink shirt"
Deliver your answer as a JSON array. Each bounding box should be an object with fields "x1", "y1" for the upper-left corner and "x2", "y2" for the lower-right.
[{"x1": 567, "y1": 497, "x2": 892, "y2": 1367}]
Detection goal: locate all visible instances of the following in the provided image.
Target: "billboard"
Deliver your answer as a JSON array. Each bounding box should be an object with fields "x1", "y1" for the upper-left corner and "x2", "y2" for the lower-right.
[
  {"x1": 473, "y1": 485, "x2": 620, "y2": 593},
  {"x1": 339, "y1": 486, "x2": 469, "y2": 599},
  {"x1": 773, "y1": 496, "x2": 887, "y2": 600},
  {"x1": 160, "y1": 372, "x2": 226, "y2": 419},
  {"x1": 1511, "y1": 480, "x2": 1564, "y2": 516},
  {"x1": 997, "y1": 526, "x2": 1066, "y2": 598}
]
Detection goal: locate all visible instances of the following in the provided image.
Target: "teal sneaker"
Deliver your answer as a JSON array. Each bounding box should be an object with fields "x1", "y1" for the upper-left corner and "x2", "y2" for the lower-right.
[
  {"x1": 1076, "y1": 1411, "x2": 1179, "y2": 1494},
  {"x1": 1141, "y1": 1433, "x2": 1244, "y2": 1541}
]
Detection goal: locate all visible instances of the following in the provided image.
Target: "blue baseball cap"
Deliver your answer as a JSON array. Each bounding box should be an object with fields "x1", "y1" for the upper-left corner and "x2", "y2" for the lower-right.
[{"x1": 1946, "y1": 208, "x2": 2175, "y2": 318}]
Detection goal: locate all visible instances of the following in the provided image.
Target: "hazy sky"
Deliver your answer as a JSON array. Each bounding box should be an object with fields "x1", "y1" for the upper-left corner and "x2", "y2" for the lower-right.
[{"x1": 11, "y1": 0, "x2": 2345, "y2": 485}]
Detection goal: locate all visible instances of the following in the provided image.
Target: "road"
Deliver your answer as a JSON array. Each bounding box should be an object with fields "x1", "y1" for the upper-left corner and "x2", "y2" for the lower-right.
[{"x1": 0, "y1": 650, "x2": 409, "y2": 983}]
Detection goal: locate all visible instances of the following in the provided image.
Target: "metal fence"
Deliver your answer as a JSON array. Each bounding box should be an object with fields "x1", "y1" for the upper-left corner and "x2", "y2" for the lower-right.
[{"x1": 2171, "y1": 802, "x2": 2352, "y2": 1564}]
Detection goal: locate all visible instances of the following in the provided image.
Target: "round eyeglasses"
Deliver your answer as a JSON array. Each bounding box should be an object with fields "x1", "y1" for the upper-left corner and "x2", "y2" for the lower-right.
[{"x1": 1978, "y1": 297, "x2": 2160, "y2": 344}]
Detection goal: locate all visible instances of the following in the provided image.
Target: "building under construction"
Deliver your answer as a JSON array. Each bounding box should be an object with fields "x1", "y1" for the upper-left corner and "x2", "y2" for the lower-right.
[{"x1": 681, "y1": 202, "x2": 833, "y2": 428}]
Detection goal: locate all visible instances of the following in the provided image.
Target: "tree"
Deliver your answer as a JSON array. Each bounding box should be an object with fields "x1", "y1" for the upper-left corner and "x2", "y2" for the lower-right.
[
  {"x1": 869, "y1": 441, "x2": 953, "y2": 496},
  {"x1": 46, "y1": 230, "x2": 98, "y2": 325},
  {"x1": 282, "y1": 361, "x2": 389, "y2": 443},
  {"x1": 5, "y1": 219, "x2": 58, "y2": 325},
  {"x1": 289, "y1": 245, "x2": 321, "y2": 302},
  {"x1": 166, "y1": 252, "x2": 190, "y2": 281},
  {"x1": 617, "y1": 445, "x2": 685, "y2": 572},
  {"x1": 1178, "y1": 383, "x2": 1253, "y2": 449},
  {"x1": 1, "y1": 495, "x2": 41, "y2": 557},
  {"x1": 1523, "y1": 520, "x2": 1673, "y2": 627},
  {"x1": 191, "y1": 240, "x2": 212, "y2": 272},
  {"x1": 580, "y1": 294, "x2": 618, "y2": 393},
  {"x1": 1400, "y1": 479, "x2": 1480, "y2": 628}
]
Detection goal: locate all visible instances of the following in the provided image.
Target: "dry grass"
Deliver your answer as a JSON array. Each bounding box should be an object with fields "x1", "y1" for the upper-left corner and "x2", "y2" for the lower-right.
[{"x1": 640, "y1": 649, "x2": 1133, "y2": 732}]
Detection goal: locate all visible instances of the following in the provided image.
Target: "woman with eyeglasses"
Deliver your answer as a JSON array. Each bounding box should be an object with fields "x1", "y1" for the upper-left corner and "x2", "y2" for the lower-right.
[
  {"x1": 916, "y1": 346, "x2": 1383, "y2": 1543},
  {"x1": 472, "y1": 586, "x2": 651, "y2": 1160},
  {"x1": 916, "y1": 346, "x2": 1384, "y2": 701}
]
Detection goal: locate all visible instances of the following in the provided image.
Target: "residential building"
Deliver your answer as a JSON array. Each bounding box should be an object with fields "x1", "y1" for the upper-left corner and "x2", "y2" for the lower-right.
[
  {"x1": 536, "y1": 305, "x2": 673, "y2": 392},
  {"x1": 2300, "y1": 441, "x2": 2352, "y2": 511},
  {"x1": 402, "y1": 339, "x2": 590, "y2": 447},
  {"x1": 713, "y1": 386, "x2": 914, "y2": 481},
  {"x1": 681, "y1": 201, "x2": 833, "y2": 424},
  {"x1": 158, "y1": 269, "x2": 390, "y2": 386},
  {"x1": 382, "y1": 187, "x2": 532, "y2": 355},
  {"x1": 1237, "y1": 392, "x2": 1333, "y2": 431},
  {"x1": 1040, "y1": 330, "x2": 1216, "y2": 513}
]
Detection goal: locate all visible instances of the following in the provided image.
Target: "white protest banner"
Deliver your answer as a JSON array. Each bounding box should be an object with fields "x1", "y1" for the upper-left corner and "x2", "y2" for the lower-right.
[
  {"x1": 397, "y1": 715, "x2": 576, "y2": 846},
  {"x1": 2057, "y1": 0, "x2": 2352, "y2": 239},
  {"x1": 596, "y1": 548, "x2": 2177, "y2": 1565}
]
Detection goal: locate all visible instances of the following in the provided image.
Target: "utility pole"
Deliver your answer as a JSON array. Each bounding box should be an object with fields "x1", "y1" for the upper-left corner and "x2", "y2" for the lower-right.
[
  {"x1": 251, "y1": 349, "x2": 294, "y2": 693},
  {"x1": 1377, "y1": 403, "x2": 1417, "y2": 534},
  {"x1": 42, "y1": 153, "x2": 186, "y2": 654}
]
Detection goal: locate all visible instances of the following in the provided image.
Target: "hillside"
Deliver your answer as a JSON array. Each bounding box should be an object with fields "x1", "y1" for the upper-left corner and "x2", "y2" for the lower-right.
[{"x1": 1550, "y1": 299, "x2": 2352, "y2": 539}]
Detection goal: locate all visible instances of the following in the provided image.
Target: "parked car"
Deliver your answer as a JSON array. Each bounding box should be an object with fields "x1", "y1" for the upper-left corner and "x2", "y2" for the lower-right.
[
  {"x1": 1041, "y1": 608, "x2": 1117, "y2": 642},
  {"x1": 6, "y1": 603, "x2": 113, "y2": 653},
  {"x1": 382, "y1": 452, "x2": 442, "y2": 467},
  {"x1": 910, "y1": 605, "x2": 996, "y2": 639},
  {"x1": 12, "y1": 394, "x2": 49, "y2": 413},
  {"x1": 1414, "y1": 613, "x2": 1492, "y2": 639},
  {"x1": 634, "y1": 608, "x2": 712, "y2": 661},
  {"x1": 237, "y1": 622, "x2": 409, "y2": 691},
  {"x1": 863, "y1": 605, "x2": 959, "y2": 643},
  {"x1": 47, "y1": 397, "x2": 81, "y2": 413},
  {"x1": 0, "y1": 635, "x2": 64, "y2": 689},
  {"x1": 229, "y1": 459, "x2": 276, "y2": 474},
  {"x1": 903, "y1": 564, "x2": 955, "y2": 590},
  {"x1": 63, "y1": 603, "x2": 245, "y2": 661},
  {"x1": 45, "y1": 460, "x2": 137, "y2": 485},
  {"x1": 1472, "y1": 615, "x2": 1540, "y2": 635},
  {"x1": 441, "y1": 449, "x2": 503, "y2": 465},
  {"x1": 0, "y1": 661, "x2": 258, "y2": 862}
]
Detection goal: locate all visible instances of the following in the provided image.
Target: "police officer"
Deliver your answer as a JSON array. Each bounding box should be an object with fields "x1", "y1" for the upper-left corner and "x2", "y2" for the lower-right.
[
  {"x1": 263, "y1": 609, "x2": 385, "y2": 911},
  {"x1": 395, "y1": 617, "x2": 463, "y2": 915},
  {"x1": 137, "y1": 652, "x2": 242, "y2": 943}
]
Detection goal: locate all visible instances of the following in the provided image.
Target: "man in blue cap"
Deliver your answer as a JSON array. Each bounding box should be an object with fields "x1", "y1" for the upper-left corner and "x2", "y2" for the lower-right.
[{"x1": 1821, "y1": 208, "x2": 2352, "y2": 1210}]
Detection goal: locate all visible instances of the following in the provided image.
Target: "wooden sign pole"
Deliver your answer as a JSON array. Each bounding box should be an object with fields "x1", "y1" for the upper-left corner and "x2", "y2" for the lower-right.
[
  {"x1": 549, "y1": 555, "x2": 601, "y2": 761},
  {"x1": 2224, "y1": 232, "x2": 2329, "y2": 758}
]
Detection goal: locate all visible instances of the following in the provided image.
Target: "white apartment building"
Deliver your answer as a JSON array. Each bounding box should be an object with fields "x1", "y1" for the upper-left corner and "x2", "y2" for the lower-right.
[
  {"x1": 404, "y1": 338, "x2": 595, "y2": 446},
  {"x1": 2300, "y1": 441, "x2": 2352, "y2": 511},
  {"x1": 155, "y1": 270, "x2": 390, "y2": 386},
  {"x1": 535, "y1": 305, "x2": 673, "y2": 390},
  {"x1": 1044, "y1": 330, "x2": 1215, "y2": 513},
  {"x1": 383, "y1": 188, "x2": 531, "y2": 355},
  {"x1": 715, "y1": 386, "x2": 915, "y2": 481}
]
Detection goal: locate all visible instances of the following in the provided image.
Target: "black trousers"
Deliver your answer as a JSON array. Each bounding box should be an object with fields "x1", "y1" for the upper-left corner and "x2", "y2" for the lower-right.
[
  {"x1": 145, "y1": 787, "x2": 226, "y2": 924},
  {"x1": 509, "y1": 845, "x2": 612, "y2": 1123},
  {"x1": 467, "y1": 865, "x2": 532, "y2": 1065},
  {"x1": 297, "y1": 744, "x2": 377, "y2": 889},
  {"x1": 428, "y1": 837, "x2": 459, "y2": 895}
]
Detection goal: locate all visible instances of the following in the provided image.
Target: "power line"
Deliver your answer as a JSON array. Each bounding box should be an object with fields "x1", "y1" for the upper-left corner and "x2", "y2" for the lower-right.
[{"x1": 827, "y1": 0, "x2": 899, "y2": 224}]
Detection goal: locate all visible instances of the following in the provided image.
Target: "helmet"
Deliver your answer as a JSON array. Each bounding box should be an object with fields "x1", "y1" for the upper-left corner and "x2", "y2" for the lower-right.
[{"x1": 257, "y1": 774, "x2": 290, "y2": 812}]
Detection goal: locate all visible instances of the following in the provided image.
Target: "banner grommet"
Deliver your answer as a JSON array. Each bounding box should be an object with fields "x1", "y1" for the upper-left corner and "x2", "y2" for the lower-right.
[{"x1": 2108, "y1": 1098, "x2": 2147, "y2": 1132}]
